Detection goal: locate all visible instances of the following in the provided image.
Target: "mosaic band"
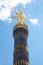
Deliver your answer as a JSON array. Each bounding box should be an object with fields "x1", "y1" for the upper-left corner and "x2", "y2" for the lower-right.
[
  {"x1": 14, "y1": 44, "x2": 28, "y2": 52},
  {"x1": 14, "y1": 60, "x2": 29, "y2": 65}
]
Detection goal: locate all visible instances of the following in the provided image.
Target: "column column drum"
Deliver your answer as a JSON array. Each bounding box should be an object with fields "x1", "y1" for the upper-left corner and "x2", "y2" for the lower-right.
[{"x1": 13, "y1": 27, "x2": 29, "y2": 65}]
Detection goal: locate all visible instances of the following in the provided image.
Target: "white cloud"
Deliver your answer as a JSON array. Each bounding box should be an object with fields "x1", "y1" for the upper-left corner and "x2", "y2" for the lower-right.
[
  {"x1": 0, "y1": 0, "x2": 32, "y2": 7},
  {"x1": 8, "y1": 18, "x2": 12, "y2": 23},
  {"x1": 0, "y1": 1, "x2": 2, "y2": 7},
  {"x1": 0, "y1": 0, "x2": 32, "y2": 23},
  {"x1": 29, "y1": 18, "x2": 39, "y2": 25},
  {"x1": 0, "y1": 7, "x2": 11, "y2": 21}
]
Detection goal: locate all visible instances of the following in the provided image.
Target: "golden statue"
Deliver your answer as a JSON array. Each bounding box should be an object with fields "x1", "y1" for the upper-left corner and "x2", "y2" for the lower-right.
[{"x1": 12, "y1": 7, "x2": 27, "y2": 24}]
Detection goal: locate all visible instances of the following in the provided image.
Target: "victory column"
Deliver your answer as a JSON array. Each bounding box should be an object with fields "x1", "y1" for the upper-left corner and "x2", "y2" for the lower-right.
[{"x1": 13, "y1": 7, "x2": 29, "y2": 65}]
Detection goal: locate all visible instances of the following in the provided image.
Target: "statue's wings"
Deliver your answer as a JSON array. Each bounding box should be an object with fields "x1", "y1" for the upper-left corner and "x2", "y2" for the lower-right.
[{"x1": 12, "y1": 16, "x2": 18, "y2": 19}]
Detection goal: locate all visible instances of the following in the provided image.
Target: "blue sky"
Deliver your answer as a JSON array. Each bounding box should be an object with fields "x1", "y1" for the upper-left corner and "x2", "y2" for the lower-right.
[{"x1": 0, "y1": 0, "x2": 43, "y2": 65}]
